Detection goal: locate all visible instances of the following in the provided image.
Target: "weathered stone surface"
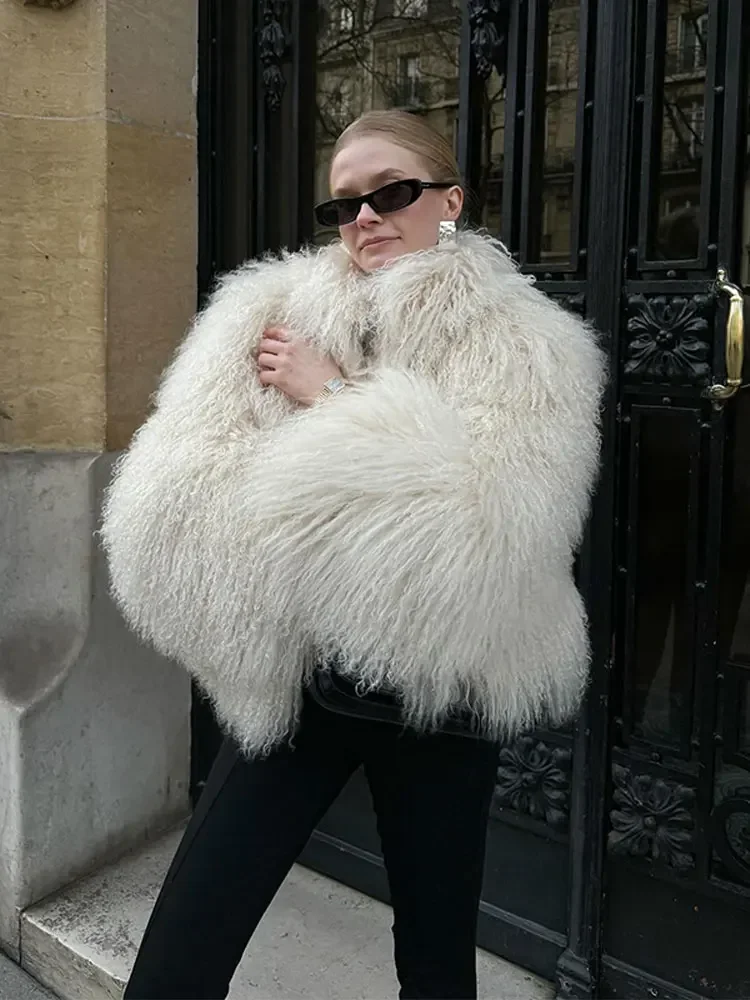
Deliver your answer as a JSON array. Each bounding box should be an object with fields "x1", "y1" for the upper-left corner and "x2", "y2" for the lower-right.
[
  {"x1": 107, "y1": 0, "x2": 198, "y2": 137},
  {"x1": 106, "y1": 123, "x2": 197, "y2": 449},
  {"x1": 0, "y1": 0, "x2": 197, "y2": 452},
  {"x1": 0, "y1": 0, "x2": 103, "y2": 119},
  {"x1": 0, "y1": 117, "x2": 107, "y2": 450},
  {"x1": 0, "y1": 454, "x2": 190, "y2": 957},
  {"x1": 0, "y1": 0, "x2": 196, "y2": 967}
]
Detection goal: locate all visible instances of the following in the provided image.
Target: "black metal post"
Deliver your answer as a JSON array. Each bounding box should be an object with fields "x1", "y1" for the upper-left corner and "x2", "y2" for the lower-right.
[{"x1": 555, "y1": 0, "x2": 631, "y2": 995}]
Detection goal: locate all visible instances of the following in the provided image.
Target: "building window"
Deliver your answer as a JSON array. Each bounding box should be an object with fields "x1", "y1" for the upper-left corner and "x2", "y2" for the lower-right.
[
  {"x1": 682, "y1": 100, "x2": 705, "y2": 158},
  {"x1": 663, "y1": 98, "x2": 705, "y2": 164},
  {"x1": 541, "y1": 197, "x2": 551, "y2": 251},
  {"x1": 662, "y1": 195, "x2": 695, "y2": 219},
  {"x1": 394, "y1": 0, "x2": 428, "y2": 17},
  {"x1": 398, "y1": 54, "x2": 423, "y2": 106},
  {"x1": 327, "y1": 77, "x2": 355, "y2": 128},
  {"x1": 339, "y1": 3, "x2": 355, "y2": 34},
  {"x1": 678, "y1": 11, "x2": 708, "y2": 73}
]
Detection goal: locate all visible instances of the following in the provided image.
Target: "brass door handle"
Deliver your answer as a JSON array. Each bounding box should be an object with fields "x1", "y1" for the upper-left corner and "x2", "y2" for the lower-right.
[{"x1": 705, "y1": 267, "x2": 745, "y2": 406}]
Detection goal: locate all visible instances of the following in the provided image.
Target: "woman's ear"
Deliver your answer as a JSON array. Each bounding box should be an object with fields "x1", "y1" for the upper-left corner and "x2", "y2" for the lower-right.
[{"x1": 444, "y1": 185, "x2": 464, "y2": 222}]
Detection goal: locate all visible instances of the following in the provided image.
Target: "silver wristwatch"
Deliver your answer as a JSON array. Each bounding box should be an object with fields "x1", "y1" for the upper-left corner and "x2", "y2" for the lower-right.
[{"x1": 314, "y1": 376, "x2": 348, "y2": 405}]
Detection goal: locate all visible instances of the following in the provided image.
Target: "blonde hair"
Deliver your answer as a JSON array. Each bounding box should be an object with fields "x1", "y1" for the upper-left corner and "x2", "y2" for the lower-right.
[{"x1": 332, "y1": 109, "x2": 462, "y2": 186}]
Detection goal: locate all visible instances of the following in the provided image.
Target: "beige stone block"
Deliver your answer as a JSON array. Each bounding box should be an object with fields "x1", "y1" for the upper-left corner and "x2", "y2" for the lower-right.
[
  {"x1": 0, "y1": 118, "x2": 106, "y2": 451},
  {"x1": 106, "y1": 0, "x2": 197, "y2": 136},
  {"x1": 0, "y1": 0, "x2": 105, "y2": 119},
  {"x1": 106, "y1": 122, "x2": 197, "y2": 449}
]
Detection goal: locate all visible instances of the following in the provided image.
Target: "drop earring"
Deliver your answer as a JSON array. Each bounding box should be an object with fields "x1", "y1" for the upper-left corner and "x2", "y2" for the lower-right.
[{"x1": 438, "y1": 219, "x2": 457, "y2": 242}]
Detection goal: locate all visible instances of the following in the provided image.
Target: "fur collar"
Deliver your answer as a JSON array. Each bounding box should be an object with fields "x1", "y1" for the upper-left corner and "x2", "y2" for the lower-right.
[{"x1": 258, "y1": 231, "x2": 524, "y2": 365}]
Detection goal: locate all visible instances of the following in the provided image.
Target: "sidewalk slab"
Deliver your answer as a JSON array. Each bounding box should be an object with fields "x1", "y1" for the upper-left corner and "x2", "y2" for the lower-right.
[
  {"x1": 0, "y1": 951, "x2": 56, "y2": 1000},
  {"x1": 22, "y1": 827, "x2": 553, "y2": 1000}
]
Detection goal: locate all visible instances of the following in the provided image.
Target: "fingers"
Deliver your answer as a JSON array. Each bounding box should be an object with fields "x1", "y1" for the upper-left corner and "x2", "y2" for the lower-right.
[
  {"x1": 263, "y1": 327, "x2": 290, "y2": 342},
  {"x1": 257, "y1": 352, "x2": 279, "y2": 370},
  {"x1": 258, "y1": 338, "x2": 284, "y2": 356}
]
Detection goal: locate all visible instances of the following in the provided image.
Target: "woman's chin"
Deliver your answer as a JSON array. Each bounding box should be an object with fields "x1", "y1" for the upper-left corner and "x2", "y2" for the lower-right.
[{"x1": 357, "y1": 241, "x2": 407, "y2": 272}]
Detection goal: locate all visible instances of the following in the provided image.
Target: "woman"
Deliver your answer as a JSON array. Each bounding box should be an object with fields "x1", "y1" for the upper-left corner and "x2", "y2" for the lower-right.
[{"x1": 103, "y1": 110, "x2": 605, "y2": 999}]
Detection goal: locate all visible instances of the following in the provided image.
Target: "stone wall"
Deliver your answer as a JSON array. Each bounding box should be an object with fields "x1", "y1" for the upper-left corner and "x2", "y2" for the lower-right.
[{"x1": 0, "y1": 0, "x2": 197, "y2": 959}]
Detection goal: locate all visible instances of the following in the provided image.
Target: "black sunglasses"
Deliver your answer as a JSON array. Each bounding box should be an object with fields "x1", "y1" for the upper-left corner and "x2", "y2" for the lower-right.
[{"x1": 315, "y1": 178, "x2": 454, "y2": 228}]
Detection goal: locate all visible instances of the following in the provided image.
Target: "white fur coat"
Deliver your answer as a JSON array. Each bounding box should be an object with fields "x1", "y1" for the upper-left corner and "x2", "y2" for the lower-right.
[{"x1": 101, "y1": 231, "x2": 606, "y2": 756}]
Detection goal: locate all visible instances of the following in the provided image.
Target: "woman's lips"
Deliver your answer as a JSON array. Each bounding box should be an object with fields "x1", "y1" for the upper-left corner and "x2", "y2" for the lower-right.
[{"x1": 360, "y1": 237, "x2": 396, "y2": 251}]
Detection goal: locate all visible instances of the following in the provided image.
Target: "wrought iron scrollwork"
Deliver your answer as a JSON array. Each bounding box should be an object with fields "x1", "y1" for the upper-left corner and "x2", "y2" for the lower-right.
[
  {"x1": 492, "y1": 736, "x2": 572, "y2": 830},
  {"x1": 711, "y1": 788, "x2": 750, "y2": 885},
  {"x1": 554, "y1": 292, "x2": 586, "y2": 317},
  {"x1": 259, "y1": 0, "x2": 289, "y2": 112},
  {"x1": 624, "y1": 293, "x2": 712, "y2": 385},
  {"x1": 468, "y1": 0, "x2": 511, "y2": 80},
  {"x1": 608, "y1": 763, "x2": 696, "y2": 872}
]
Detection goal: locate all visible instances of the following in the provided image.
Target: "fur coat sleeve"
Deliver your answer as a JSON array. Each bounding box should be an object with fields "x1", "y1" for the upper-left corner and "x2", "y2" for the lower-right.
[
  {"x1": 246, "y1": 265, "x2": 605, "y2": 744},
  {"x1": 101, "y1": 258, "x2": 303, "y2": 731},
  {"x1": 102, "y1": 233, "x2": 606, "y2": 756}
]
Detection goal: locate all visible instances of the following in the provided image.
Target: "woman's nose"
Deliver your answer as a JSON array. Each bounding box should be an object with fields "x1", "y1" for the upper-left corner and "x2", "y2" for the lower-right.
[{"x1": 356, "y1": 202, "x2": 381, "y2": 226}]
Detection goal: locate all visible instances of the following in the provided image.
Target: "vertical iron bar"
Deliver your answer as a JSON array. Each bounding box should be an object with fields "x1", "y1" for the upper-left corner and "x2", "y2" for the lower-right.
[
  {"x1": 681, "y1": 414, "x2": 702, "y2": 761},
  {"x1": 457, "y1": 2, "x2": 486, "y2": 227},
  {"x1": 692, "y1": 0, "x2": 720, "y2": 271},
  {"x1": 519, "y1": 0, "x2": 549, "y2": 265},
  {"x1": 693, "y1": 408, "x2": 725, "y2": 882},
  {"x1": 636, "y1": 0, "x2": 666, "y2": 265},
  {"x1": 716, "y1": 0, "x2": 748, "y2": 272},
  {"x1": 254, "y1": 5, "x2": 270, "y2": 256},
  {"x1": 621, "y1": 407, "x2": 641, "y2": 746},
  {"x1": 569, "y1": 0, "x2": 594, "y2": 275},
  {"x1": 290, "y1": 0, "x2": 317, "y2": 249},
  {"x1": 225, "y1": 0, "x2": 256, "y2": 267},
  {"x1": 555, "y1": 0, "x2": 633, "y2": 995},
  {"x1": 501, "y1": 0, "x2": 528, "y2": 254}
]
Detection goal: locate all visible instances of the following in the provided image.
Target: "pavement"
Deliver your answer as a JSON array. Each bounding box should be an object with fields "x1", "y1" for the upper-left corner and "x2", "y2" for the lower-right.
[
  {"x1": 0, "y1": 952, "x2": 55, "y2": 1000},
  {"x1": 12, "y1": 827, "x2": 553, "y2": 1000}
]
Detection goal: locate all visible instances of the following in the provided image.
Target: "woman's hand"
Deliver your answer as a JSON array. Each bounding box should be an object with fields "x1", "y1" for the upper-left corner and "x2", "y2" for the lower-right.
[{"x1": 257, "y1": 327, "x2": 343, "y2": 407}]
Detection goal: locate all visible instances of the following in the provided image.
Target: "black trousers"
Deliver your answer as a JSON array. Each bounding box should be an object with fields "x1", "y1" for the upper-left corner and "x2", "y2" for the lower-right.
[{"x1": 124, "y1": 691, "x2": 500, "y2": 1000}]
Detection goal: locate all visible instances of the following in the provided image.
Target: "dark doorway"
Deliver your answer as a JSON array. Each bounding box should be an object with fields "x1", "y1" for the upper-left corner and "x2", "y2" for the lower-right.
[{"x1": 194, "y1": 3, "x2": 750, "y2": 996}]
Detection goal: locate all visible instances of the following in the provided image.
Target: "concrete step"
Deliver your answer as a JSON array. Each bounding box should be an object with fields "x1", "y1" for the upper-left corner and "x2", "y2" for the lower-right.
[{"x1": 20, "y1": 827, "x2": 553, "y2": 1000}]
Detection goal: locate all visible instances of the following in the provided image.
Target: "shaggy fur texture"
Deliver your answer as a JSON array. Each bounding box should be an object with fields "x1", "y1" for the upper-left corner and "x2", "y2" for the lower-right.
[{"x1": 101, "y1": 232, "x2": 606, "y2": 756}]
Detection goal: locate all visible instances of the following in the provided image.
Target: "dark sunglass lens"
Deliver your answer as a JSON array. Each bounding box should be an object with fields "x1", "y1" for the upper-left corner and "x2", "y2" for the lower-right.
[
  {"x1": 336, "y1": 199, "x2": 362, "y2": 225},
  {"x1": 371, "y1": 181, "x2": 415, "y2": 215},
  {"x1": 318, "y1": 198, "x2": 362, "y2": 227},
  {"x1": 316, "y1": 202, "x2": 341, "y2": 227}
]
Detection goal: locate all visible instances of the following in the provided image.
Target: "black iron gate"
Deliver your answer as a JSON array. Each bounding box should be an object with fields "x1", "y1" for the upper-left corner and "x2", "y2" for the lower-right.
[{"x1": 195, "y1": 2, "x2": 750, "y2": 996}]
